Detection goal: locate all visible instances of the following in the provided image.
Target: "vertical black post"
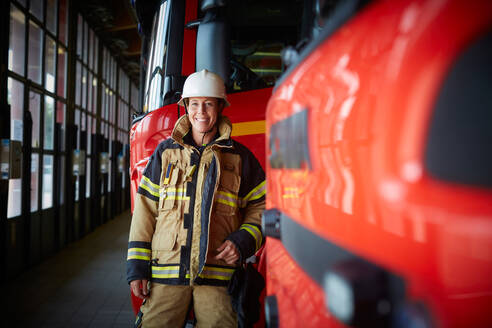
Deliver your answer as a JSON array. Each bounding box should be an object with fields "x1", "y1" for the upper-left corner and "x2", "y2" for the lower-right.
[
  {"x1": 0, "y1": 0, "x2": 10, "y2": 282},
  {"x1": 64, "y1": 0, "x2": 79, "y2": 243},
  {"x1": 22, "y1": 108, "x2": 32, "y2": 266},
  {"x1": 53, "y1": 123, "x2": 61, "y2": 250}
]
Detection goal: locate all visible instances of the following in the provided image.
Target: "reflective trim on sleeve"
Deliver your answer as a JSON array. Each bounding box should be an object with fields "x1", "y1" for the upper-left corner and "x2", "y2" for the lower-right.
[
  {"x1": 240, "y1": 223, "x2": 262, "y2": 251},
  {"x1": 127, "y1": 247, "x2": 151, "y2": 261},
  {"x1": 140, "y1": 176, "x2": 160, "y2": 197},
  {"x1": 241, "y1": 180, "x2": 266, "y2": 207}
]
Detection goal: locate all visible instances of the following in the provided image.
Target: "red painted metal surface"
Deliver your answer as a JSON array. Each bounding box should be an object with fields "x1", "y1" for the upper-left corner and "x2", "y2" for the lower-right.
[
  {"x1": 181, "y1": 0, "x2": 198, "y2": 76},
  {"x1": 265, "y1": 0, "x2": 492, "y2": 327}
]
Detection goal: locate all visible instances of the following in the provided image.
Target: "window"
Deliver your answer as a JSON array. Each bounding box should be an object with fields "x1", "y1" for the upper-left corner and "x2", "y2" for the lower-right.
[
  {"x1": 46, "y1": 0, "x2": 58, "y2": 35},
  {"x1": 58, "y1": 0, "x2": 68, "y2": 45},
  {"x1": 44, "y1": 96, "x2": 55, "y2": 150},
  {"x1": 57, "y1": 46, "x2": 67, "y2": 97},
  {"x1": 28, "y1": 21, "x2": 43, "y2": 84},
  {"x1": 45, "y1": 36, "x2": 57, "y2": 92},
  {"x1": 29, "y1": 91, "x2": 41, "y2": 148},
  {"x1": 42, "y1": 155, "x2": 54, "y2": 209},
  {"x1": 31, "y1": 154, "x2": 39, "y2": 212},
  {"x1": 8, "y1": 5, "x2": 25, "y2": 76},
  {"x1": 143, "y1": 1, "x2": 169, "y2": 112},
  {"x1": 30, "y1": 0, "x2": 44, "y2": 22}
]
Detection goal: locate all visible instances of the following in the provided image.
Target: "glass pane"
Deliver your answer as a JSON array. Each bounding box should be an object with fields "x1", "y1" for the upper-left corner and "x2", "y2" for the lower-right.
[
  {"x1": 57, "y1": 46, "x2": 67, "y2": 97},
  {"x1": 85, "y1": 158, "x2": 91, "y2": 198},
  {"x1": 42, "y1": 155, "x2": 53, "y2": 209},
  {"x1": 88, "y1": 72, "x2": 93, "y2": 113},
  {"x1": 92, "y1": 77, "x2": 98, "y2": 113},
  {"x1": 59, "y1": 155, "x2": 65, "y2": 205},
  {"x1": 75, "y1": 109, "x2": 80, "y2": 148},
  {"x1": 7, "y1": 78, "x2": 24, "y2": 142},
  {"x1": 31, "y1": 153, "x2": 39, "y2": 212},
  {"x1": 9, "y1": 5, "x2": 25, "y2": 75},
  {"x1": 75, "y1": 176, "x2": 79, "y2": 201},
  {"x1": 81, "y1": 112, "x2": 86, "y2": 132},
  {"x1": 108, "y1": 159, "x2": 111, "y2": 192},
  {"x1": 82, "y1": 67, "x2": 87, "y2": 109},
  {"x1": 76, "y1": 15, "x2": 83, "y2": 57},
  {"x1": 83, "y1": 21, "x2": 88, "y2": 64},
  {"x1": 44, "y1": 96, "x2": 55, "y2": 150},
  {"x1": 56, "y1": 102, "x2": 66, "y2": 151},
  {"x1": 46, "y1": 0, "x2": 57, "y2": 35},
  {"x1": 17, "y1": 0, "x2": 26, "y2": 7},
  {"x1": 30, "y1": 0, "x2": 44, "y2": 22},
  {"x1": 94, "y1": 35, "x2": 99, "y2": 72},
  {"x1": 28, "y1": 21, "x2": 43, "y2": 84},
  {"x1": 58, "y1": 0, "x2": 68, "y2": 45},
  {"x1": 89, "y1": 29, "x2": 94, "y2": 69},
  {"x1": 7, "y1": 179, "x2": 22, "y2": 218},
  {"x1": 87, "y1": 116, "x2": 92, "y2": 154},
  {"x1": 75, "y1": 61, "x2": 81, "y2": 105},
  {"x1": 29, "y1": 91, "x2": 41, "y2": 148},
  {"x1": 45, "y1": 36, "x2": 56, "y2": 92}
]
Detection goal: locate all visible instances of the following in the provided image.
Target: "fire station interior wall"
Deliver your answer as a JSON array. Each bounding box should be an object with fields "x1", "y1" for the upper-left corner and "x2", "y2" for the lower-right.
[{"x1": 1, "y1": 0, "x2": 138, "y2": 280}]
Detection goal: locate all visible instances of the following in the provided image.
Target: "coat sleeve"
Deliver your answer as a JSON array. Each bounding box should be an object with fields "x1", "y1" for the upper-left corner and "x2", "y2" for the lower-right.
[
  {"x1": 126, "y1": 147, "x2": 162, "y2": 284},
  {"x1": 226, "y1": 147, "x2": 266, "y2": 262}
]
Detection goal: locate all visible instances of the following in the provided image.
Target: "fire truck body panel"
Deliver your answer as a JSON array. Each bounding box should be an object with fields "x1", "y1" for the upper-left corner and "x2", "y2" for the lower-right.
[{"x1": 266, "y1": 0, "x2": 492, "y2": 326}]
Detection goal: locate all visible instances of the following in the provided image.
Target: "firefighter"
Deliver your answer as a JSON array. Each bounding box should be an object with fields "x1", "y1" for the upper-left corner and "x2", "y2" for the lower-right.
[{"x1": 127, "y1": 69, "x2": 265, "y2": 327}]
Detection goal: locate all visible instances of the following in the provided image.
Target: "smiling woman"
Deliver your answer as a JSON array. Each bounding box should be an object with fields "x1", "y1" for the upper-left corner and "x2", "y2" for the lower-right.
[
  {"x1": 127, "y1": 69, "x2": 266, "y2": 327},
  {"x1": 187, "y1": 97, "x2": 220, "y2": 145}
]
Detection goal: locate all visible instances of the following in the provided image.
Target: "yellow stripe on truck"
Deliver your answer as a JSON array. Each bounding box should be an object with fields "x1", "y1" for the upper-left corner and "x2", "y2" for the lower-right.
[{"x1": 231, "y1": 120, "x2": 265, "y2": 137}]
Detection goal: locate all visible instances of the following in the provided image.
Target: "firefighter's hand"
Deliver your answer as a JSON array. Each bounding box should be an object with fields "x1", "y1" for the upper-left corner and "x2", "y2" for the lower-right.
[
  {"x1": 130, "y1": 279, "x2": 149, "y2": 299},
  {"x1": 215, "y1": 240, "x2": 240, "y2": 264}
]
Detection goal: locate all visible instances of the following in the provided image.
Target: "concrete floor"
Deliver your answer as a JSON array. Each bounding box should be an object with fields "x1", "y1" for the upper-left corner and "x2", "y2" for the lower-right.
[{"x1": 5, "y1": 211, "x2": 136, "y2": 327}]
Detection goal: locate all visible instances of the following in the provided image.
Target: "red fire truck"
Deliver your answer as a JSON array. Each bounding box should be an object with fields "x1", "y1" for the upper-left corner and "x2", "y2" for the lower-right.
[
  {"x1": 263, "y1": 0, "x2": 492, "y2": 327},
  {"x1": 128, "y1": 0, "x2": 310, "y2": 320}
]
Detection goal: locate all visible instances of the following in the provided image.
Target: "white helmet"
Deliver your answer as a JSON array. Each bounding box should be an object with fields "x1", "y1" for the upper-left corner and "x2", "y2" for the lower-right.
[{"x1": 177, "y1": 69, "x2": 230, "y2": 107}]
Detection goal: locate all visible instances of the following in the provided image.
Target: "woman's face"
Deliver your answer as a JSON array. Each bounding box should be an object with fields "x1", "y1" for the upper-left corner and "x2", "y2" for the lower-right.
[{"x1": 188, "y1": 97, "x2": 221, "y2": 133}]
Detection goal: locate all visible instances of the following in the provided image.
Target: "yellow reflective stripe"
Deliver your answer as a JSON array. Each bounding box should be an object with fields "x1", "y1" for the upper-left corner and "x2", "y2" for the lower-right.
[
  {"x1": 141, "y1": 175, "x2": 159, "y2": 189},
  {"x1": 152, "y1": 265, "x2": 180, "y2": 271},
  {"x1": 231, "y1": 120, "x2": 266, "y2": 137},
  {"x1": 164, "y1": 196, "x2": 190, "y2": 200},
  {"x1": 152, "y1": 273, "x2": 179, "y2": 278},
  {"x1": 218, "y1": 190, "x2": 238, "y2": 200},
  {"x1": 151, "y1": 265, "x2": 179, "y2": 278},
  {"x1": 129, "y1": 248, "x2": 151, "y2": 254},
  {"x1": 198, "y1": 274, "x2": 231, "y2": 281},
  {"x1": 242, "y1": 180, "x2": 266, "y2": 206},
  {"x1": 202, "y1": 266, "x2": 235, "y2": 273},
  {"x1": 140, "y1": 183, "x2": 160, "y2": 197},
  {"x1": 217, "y1": 198, "x2": 237, "y2": 207},
  {"x1": 187, "y1": 165, "x2": 196, "y2": 178},
  {"x1": 242, "y1": 224, "x2": 262, "y2": 238},
  {"x1": 240, "y1": 225, "x2": 261, "y2": 251},
  {"x1": 160, "y1": 188, "x2": 190, "y2": 200},
  {"x1": 162, "y1": 188, "x2": 187, "y2": 192},
  {"x1": 127, "y1": 255, "x2": 151, "y2": 260},
  {"x1": 199, "y1": 266, "x2": 235, "y2": 281}
]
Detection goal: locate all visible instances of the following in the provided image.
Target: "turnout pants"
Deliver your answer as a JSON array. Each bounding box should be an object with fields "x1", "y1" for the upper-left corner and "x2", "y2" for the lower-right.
[{"x1": 136, "y1": 283, "x2": 237, "y2": 328}]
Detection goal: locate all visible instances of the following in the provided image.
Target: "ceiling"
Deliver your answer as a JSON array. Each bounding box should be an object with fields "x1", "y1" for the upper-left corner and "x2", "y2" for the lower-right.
[{"x1": 77, "y1": 0, "x2": 142, "y2": 86}]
